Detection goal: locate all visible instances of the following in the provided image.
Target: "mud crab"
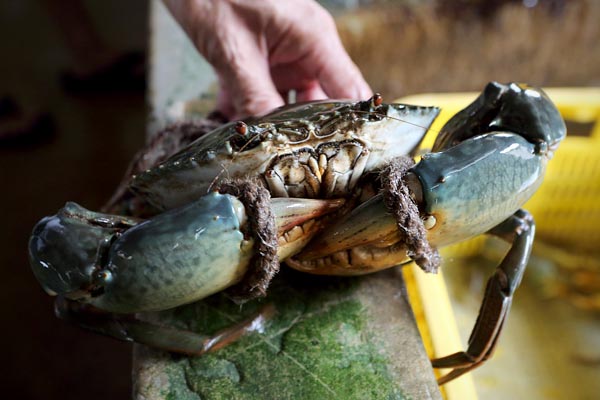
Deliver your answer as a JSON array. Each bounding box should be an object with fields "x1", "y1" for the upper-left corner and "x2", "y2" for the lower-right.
[{"x1": 28, "y1": 82, "x2": 565, "y2": 383}]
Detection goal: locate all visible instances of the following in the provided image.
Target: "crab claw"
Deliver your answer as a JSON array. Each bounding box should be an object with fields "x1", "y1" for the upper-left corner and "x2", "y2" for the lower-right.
[
  {"x1": 271, "y1": 197, "x2": 345, "y2": 259},
  {"x1": 301, "y1": 133, "x2": 550, "y2": 264},
  {"x1": 29, "y1": 193, "x2": 343, "y2": 313},
  {"x1": 299, "y1": 83, "x2": 565, "y2": 269},
  {"x1": 432, "y1": 82, "x2": 565, "y2": 153},
  {"x1": 298, "y1": 194, "x2": 398, "y2": 260}
]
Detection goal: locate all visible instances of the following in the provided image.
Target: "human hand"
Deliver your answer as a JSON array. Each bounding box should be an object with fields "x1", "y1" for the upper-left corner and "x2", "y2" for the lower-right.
[{"x1": 164, "y1": 0, "x2": 372, "y2": 119}]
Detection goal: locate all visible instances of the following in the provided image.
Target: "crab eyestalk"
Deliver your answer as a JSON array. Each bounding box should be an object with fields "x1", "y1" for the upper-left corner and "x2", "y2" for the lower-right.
[{"x1": 29, "y1": 193, "x2": 342, "y2": 313}]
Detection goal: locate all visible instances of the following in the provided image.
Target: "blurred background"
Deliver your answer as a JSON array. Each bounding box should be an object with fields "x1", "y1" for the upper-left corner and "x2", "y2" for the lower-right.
[
  {"x1": 0, "y1": 1, "x2": 147, "y2": 399},
  {"x1": 1, "y1": 0, "x2": 598, "y2": 399}
]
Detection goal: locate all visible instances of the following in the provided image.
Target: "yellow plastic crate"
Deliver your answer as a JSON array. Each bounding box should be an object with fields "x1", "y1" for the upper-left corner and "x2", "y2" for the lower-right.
[{"x1": 398, "y1": 87, "x2": 600, "y2": 400}]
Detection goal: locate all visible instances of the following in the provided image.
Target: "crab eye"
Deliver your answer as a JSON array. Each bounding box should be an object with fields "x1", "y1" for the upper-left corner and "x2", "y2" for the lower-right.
[
  {"x1": 229, "y1": 130, "x2": 262, "y2": 152},
  {"x1": 373, "y1": 93, "x2": 383, "y2": 107},
  {"x1": 235, "y1": 121, "x2": 247, "y2": 135}
]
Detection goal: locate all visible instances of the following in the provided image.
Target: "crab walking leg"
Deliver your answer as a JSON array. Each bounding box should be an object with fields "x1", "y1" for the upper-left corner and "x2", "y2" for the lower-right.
[
  {"x1": 55, "y1": 297, "x2": 276, "y2": 355},
  {"x1": 432, "y1": 209, "x2": 534, "y2": 384}
]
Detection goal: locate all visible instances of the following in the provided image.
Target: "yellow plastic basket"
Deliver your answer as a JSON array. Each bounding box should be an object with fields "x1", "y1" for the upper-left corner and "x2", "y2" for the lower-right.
[{"x1": 398, "y1": 87, "x2": 600, "y2": 400}]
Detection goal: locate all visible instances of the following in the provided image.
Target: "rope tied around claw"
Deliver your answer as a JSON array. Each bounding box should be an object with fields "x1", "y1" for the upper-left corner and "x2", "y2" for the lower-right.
[
  {"x1": 217, "y1": 156, "x2": 440, "y2": 303},
  {"x1": 217, "y1": 179, "x2": 279, "y2": 303},
  {"x1": 380, "y1": 157, "x2": 440, "y2": 273}
]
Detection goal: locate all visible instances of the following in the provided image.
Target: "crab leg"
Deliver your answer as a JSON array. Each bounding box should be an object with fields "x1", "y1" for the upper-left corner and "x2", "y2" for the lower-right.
[
  {"x1": 432, "y1": 209, "x2": 534, "y2": 384},
  {"x1": 55, "y1": 297, "x2": 277, "y2": 356}
]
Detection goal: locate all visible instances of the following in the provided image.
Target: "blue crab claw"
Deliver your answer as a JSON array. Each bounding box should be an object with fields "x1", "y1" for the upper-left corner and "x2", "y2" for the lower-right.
[
  {"x1": 29, "y1": 193, "x2": 343, "y2": 313},
  {"x1": 300, "y1": 133, "x2": 547, "y2": 262},
  {"x1": 297, "y1": 193, "x2": 397, "y2": 261},
  {"x1": 298, "y1": 83, "x2": 565, "y2": 272},
  {"x1": 432, "y1": 82, "x2": 565, "y2": 153}
]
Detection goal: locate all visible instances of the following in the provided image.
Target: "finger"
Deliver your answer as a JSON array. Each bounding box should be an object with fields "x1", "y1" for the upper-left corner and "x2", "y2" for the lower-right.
[
  {"x1": 217, "y1": 58, "x2": 285, "y2": 119},
  {"x1": 295, "y1": 81, "x2": 328, "y2": 103},
  {"x1": 231, "y1": 69, "x2": 285, "y2": 118},
  {"x1": 270, "y1": 63, "x2": 317, "y2": 94},
  {"x1": 304, "y1": 17, "x2": 371, "y2": 101},
  {"x1": 215, "y1": 81, "x2": 235, "y2": 119},
  {"x1": 316, "y1": 43, "x2": 372, "y2": 101},
  {"x1": 266, "y1": 3, "x2": 371, "y2": 102},
  {"x1": 222, "y1": 34, "x2": 285, "y2": 117},
  {"x1": 202, "y1": 20, "x2": 285, "y2": 118},
  {"x1": 216, "y1": 71, "x2": 285, "y2": 120}
]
